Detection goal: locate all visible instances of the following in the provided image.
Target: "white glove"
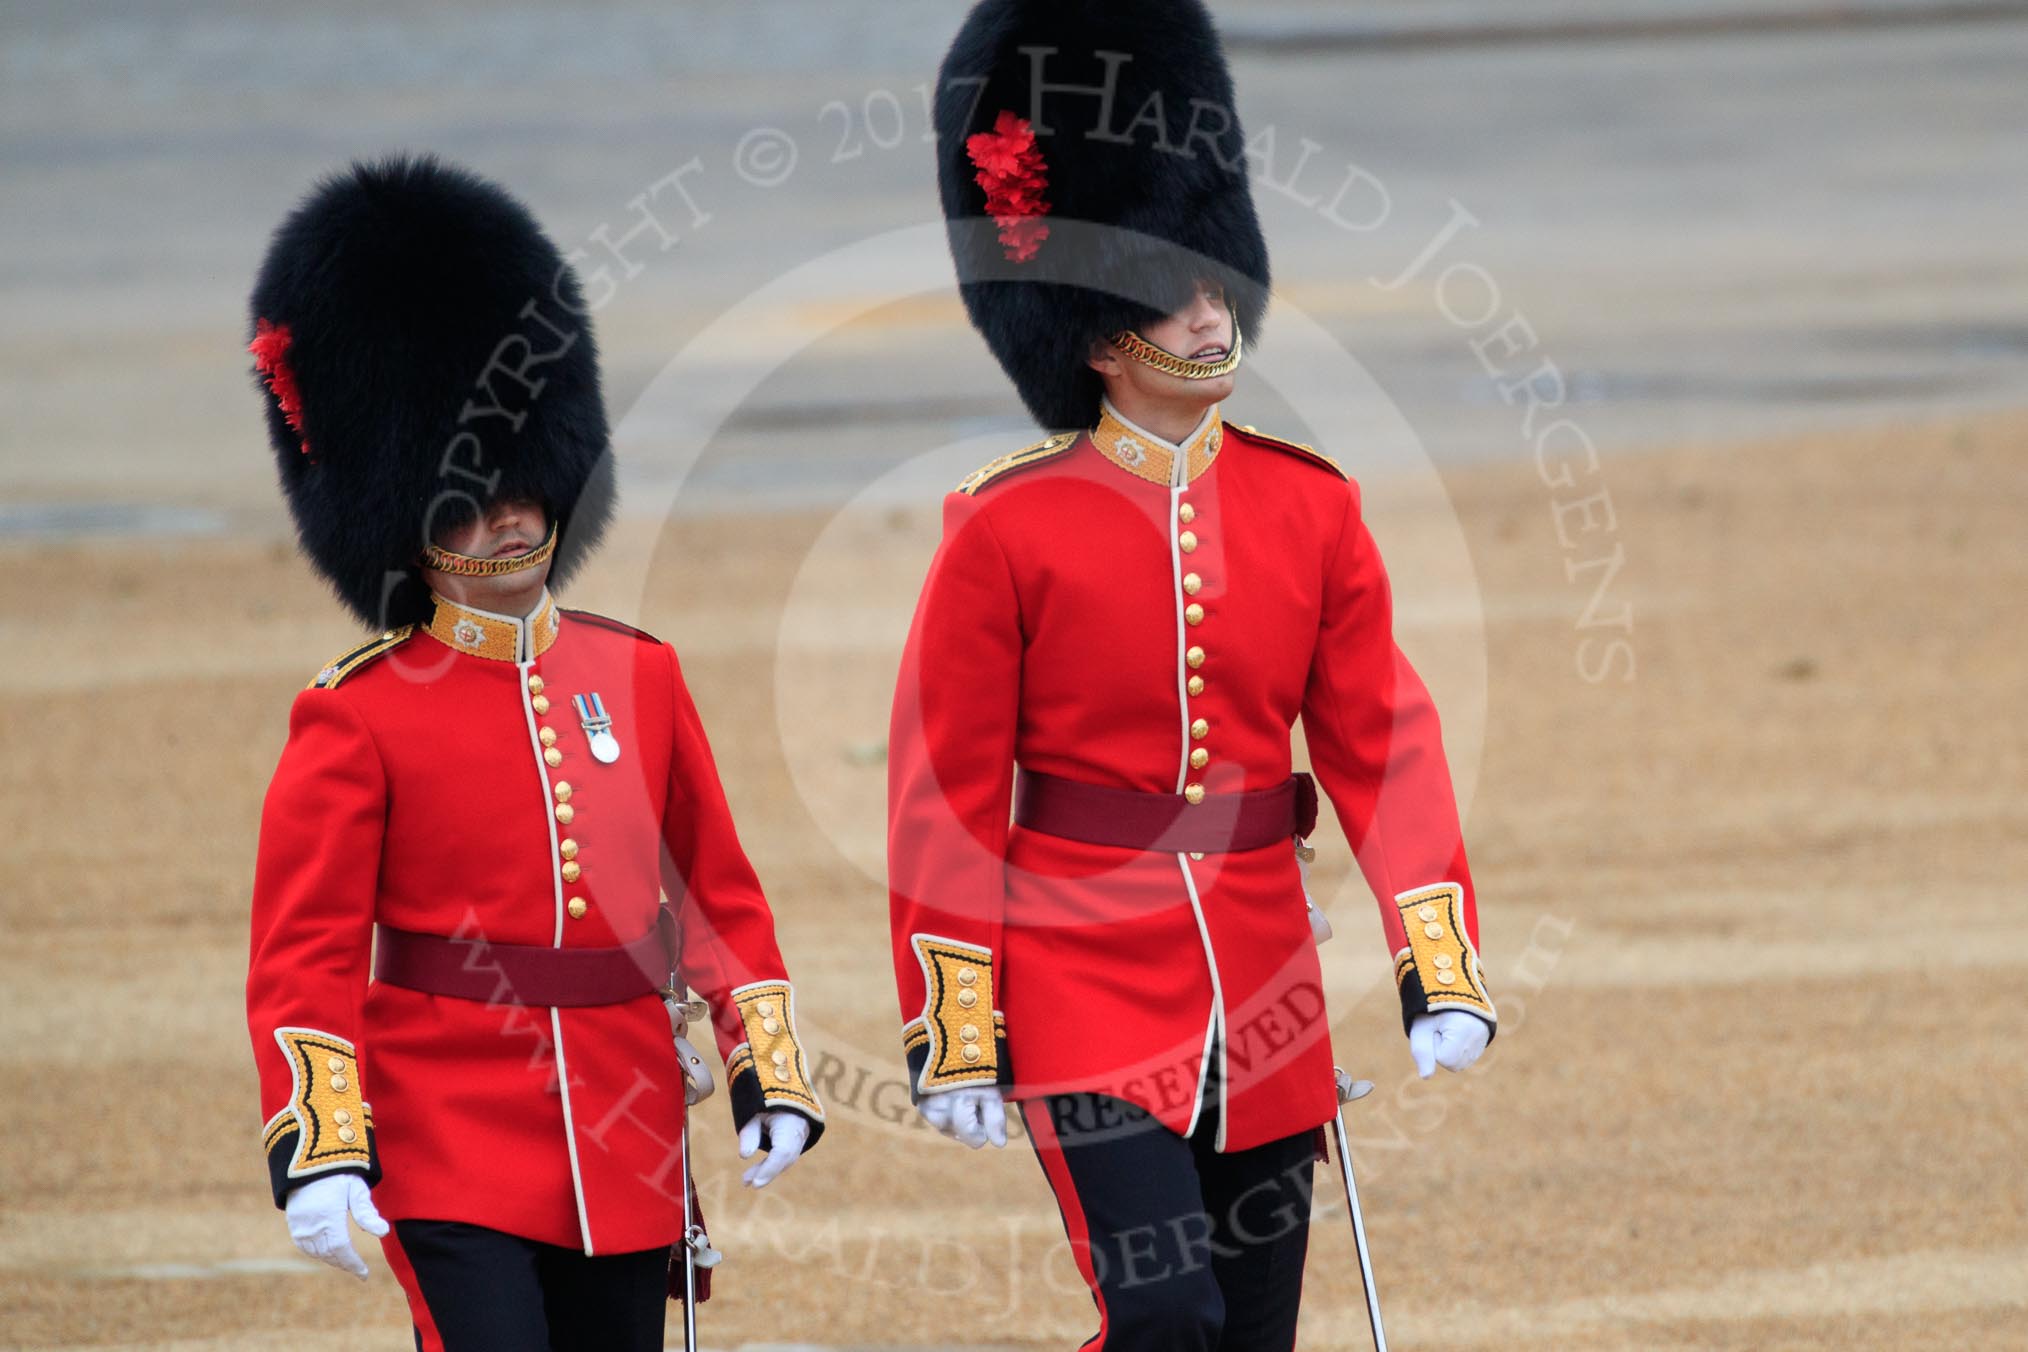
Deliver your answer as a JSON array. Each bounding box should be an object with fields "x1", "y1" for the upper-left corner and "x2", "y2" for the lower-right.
[
  {"x1": 916, "y1": 1086, "x2": 1008, "y2": 1149},
  {"x1": 1409, "y1": 1010, "x2": 1490, "y2": 1079},
  {"x1": 285, "y1": 1173, "x2": 388, "y2": 1280},
  {"x1": 737, "y1": 1111, "x2": 809, "y2": 1188}
]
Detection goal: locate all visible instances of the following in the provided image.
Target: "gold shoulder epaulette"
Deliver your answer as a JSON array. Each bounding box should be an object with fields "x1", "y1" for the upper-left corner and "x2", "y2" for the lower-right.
[
  {"x1": 309, "y1": 627, "x2": 414, "y2": 690},
  {"x1": 956, "y1": 431, "x2": 1079, "y2": 495},
  {"x1": 1233, "y1": 424, "x2": 1347, "y2": 480}
]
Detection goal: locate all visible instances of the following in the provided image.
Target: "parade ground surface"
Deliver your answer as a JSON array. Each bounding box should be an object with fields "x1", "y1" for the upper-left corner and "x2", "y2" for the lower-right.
[
  {"x1": 5, "y1": 408, "x2": 2025, "y2": 1349},
  {"x1": 5, "y1": 2, "x2": 2028, "y2": 1349}
]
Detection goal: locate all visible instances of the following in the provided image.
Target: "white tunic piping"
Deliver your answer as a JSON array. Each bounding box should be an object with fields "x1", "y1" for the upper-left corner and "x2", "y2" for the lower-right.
[
  {"x1": 518, "y1": 640, "x2": 595, "y2": 1255},
  {"x1": 1127, "y1": 402, "x2": 1228, "y2": 1150}
]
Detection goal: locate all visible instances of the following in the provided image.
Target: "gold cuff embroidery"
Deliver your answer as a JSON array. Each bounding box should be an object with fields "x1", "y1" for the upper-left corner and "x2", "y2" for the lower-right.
[
  {"x1": 730, "y1": 981, "x2": 824, "y2": 1120},
  {"x1": 910, "y1": 934, "x2": 1001, "y2": 1092},
  {"x1": 272, "y1": 1027, "x2": 373, "y2": 1177},
  {"x1": 1393, "y1": 883, "x2": 1496, "y2": 1023}
]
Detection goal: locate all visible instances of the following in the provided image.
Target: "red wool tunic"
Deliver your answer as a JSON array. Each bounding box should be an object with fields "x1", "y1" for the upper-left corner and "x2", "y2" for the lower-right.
[
  {"x1": 248, "y1": 594, "x2": 822, "y2": 1255},
  {"x1": 888, "y1": 406, "x2": 1494, "y2": 1153}
]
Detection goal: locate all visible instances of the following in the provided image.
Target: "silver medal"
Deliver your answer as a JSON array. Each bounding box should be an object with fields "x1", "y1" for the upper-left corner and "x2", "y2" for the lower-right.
[{"x1": 573, "y1": 692, "x2": 622, "y2": 764}]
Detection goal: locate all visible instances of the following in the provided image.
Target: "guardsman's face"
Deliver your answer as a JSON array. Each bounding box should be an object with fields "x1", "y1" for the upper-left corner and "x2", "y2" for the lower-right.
[
  {"x1": 437, "y1": 496, "x2": 548, "y2": 562},
  {"x1": 425, "y1": 496, "x2": 552, "y2": 609},
  {"x1": 1090, "y1": 280, "x2": 1237, "y2": 409}
]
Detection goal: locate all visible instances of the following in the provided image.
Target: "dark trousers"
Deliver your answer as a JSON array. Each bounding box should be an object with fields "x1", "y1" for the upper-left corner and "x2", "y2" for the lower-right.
[
  {"x1": 382, "y1": 1219, "x2": 668, "y2": 1352},
  {"x1": 1023, "y1": 1093, "x2": 1316, "y2": 1351}
]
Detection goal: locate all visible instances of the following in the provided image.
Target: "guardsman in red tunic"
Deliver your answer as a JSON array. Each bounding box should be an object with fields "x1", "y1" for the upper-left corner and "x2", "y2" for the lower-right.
[
  {"x1": 889, "y1": 5, "x2": 1495, "y2": 1347},
  {"x1": 244, "y1": 156, "x2": 823, "y2": 1352}
]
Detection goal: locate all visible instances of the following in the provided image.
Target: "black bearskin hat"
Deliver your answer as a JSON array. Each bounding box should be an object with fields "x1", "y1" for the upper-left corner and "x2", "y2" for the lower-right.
[
  {"x1": 935, "y1": 0, "x2": 1270, "y2": 431},
  {"x1": 248, "y1": 155, "x2": 613, "y2": 630}
]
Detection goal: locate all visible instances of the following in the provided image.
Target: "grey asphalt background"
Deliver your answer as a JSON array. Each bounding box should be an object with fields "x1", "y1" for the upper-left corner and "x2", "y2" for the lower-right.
[{"x1": 3, "y1": 0, "x2": 2025, "y2": 523}]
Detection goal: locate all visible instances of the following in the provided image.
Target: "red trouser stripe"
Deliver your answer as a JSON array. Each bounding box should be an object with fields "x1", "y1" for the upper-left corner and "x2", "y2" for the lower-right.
[
  {"x1": 379, "y1": 1229, "x2": 445, "y2": 1352},
  {"x1": 1023, "y1": 1099, "x2": 1110, "y2": 1350}
]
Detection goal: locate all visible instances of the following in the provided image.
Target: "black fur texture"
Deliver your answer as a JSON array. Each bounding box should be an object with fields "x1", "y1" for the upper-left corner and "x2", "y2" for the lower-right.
[
  {"x1": 935, "y1": 0, "x2": 1270, "y2": 431},
  {"x1": 249, "y1": 155, "x2": 614, "y2": 630}
]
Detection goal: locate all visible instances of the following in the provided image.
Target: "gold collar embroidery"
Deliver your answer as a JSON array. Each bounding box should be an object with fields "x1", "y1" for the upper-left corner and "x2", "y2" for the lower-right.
[
  {"x1": 424, "y1": 592, "x2": 561, "y2": 663},
  {"x1": 1090, "y1": 401, "x2": 1224, "y2": 486}
]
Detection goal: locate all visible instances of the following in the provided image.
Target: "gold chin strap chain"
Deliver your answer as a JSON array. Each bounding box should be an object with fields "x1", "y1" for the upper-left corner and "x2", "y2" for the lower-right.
[
  {"x1": 1110, "y1": 322, "x2": 1245, "y2": 380},
  {"x1": 421, "y1": 522, "x2": 559, "y2": 577}
]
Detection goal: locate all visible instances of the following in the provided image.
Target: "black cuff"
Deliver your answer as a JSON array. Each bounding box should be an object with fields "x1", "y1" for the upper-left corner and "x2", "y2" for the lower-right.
[
  {"x1": 727, "y1": 1065, "x2": 826, "y2": 1152},
  {"x1": 1397, "y1": 972, "x2": 1498, "y2": 1045},
  {"x1": 904, "y1": 1027, "x2": 1013, "y2": 1105},
  {"x1": 265, "y1": 1123, "x2": 382, "y2": 1209}
]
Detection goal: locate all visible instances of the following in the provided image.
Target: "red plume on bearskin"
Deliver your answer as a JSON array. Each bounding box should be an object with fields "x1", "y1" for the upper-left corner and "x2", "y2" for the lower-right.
[
  {"x1": 248, "y1": 319, "x2": 311, "y2": 458},
  {"x1": 967, "y1": 110, "x2": 1053, "y2": 262}
]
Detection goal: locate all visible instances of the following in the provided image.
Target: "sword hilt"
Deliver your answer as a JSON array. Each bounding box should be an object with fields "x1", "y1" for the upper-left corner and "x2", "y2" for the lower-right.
[{"x1": 1329, "y1": 1066, "x2": 1390, "y2": 1351}]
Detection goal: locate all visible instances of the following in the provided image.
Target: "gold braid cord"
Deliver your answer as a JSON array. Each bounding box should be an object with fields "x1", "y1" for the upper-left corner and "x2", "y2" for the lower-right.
[
  {"x1": 1110, "y1": 322, "x2": 1245, "y2": 380},
  {"x1": 421, "y1": 523, "x2": 558, "y2": 577}
]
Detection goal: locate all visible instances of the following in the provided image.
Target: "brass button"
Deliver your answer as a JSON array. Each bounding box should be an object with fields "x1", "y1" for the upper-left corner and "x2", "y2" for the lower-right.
[
  {"x1": 956, "y1": 968, "x2": 978, "y2": 987},
  {"x1": 1416, "y1": 904, "x2": 1437, "y2": 923},
  {"x1": 1187, "y1": 675, "x2": 1205, "y2": 696},
  {"x1": 1178, "y1": 502, "x2": 1197, "y2": 524},
  {"x1": 1424, "y1": 922, "x2": 1444, "y2": 940},
  {"x1": 1184, "y1": 784, "x2": 1206, "y2": 805},
  {"x1": 1190, "y1": 718, "x2": 1209, "y2": 739},
  {"x1": 326, "y1": 1057, "x2": 346, "y2": 1073},
  {"x1": 1433, "y1": 954, "x2": 1454, "y2": 970},
  {"x1": 531, "y1": 695, "x2": 550, "y2": 715},
  {"x1": 1185, "y1": 603, "x2": 1204, "y2": 625},
  {"x1": 1436, "y1": 970, "x2": 1457, "y2": 985},
  {"x1": 774, "y1": 1065, "x2": 792, "y2": 1082},
  {"x1": 756, "y1": 1000, "x2": 776, "y2": 1017},
  {"x1": 539, "y1": 727, "x2": 558, "y2": 748},
  {"x1": 329, "y1": 1075, "x2": 348, "y2": 1093},
  {"x1": 553, "y1": 782, "x2": 573, "y2": 803},
  {"x1": 959, "y1": 1025, "x2": 980, "y2": 1043},
  {"x1": 543, "y1": 747, "x2": 563, "y2": 768},
  {"x1": 333, "y1": 1109, "x2": 352, "y2": 1126},
  {"x1": 337, "y1": 1126, "x2": 359, "y2": 1144},
  {"x1": 771, "y1": 1049, "x2": 789, "y2": 1065},
  {"x1": 762, "y1": 1017, "x2": 782, "y2": 1035},
  {"x1": 554, "y1": 803, "x2": 574, "y2": 824},
  {"x1": 1182, "y1": 572, "x2": 1202, "y2": 596},
  {"x1": 1178, "y1": 530, "x2": 1198, "y2": 553},
  {"x1": 559, "y1": 838, "x2": 579, "y2": 860},
  {"x1": 1189, "y1": 851, "x2": 1205, "y2": 861},
  {"x1": 961, "y1": 1044, "x2": 983, "y2": 1063},
  {"x1": 1189, "y1": 748, "x2": 1209, "y2": 769},
  {"x1": 527, "y1": 675, "x2": 544, "y2": 694},
  {"x1": 567, "y1": 897, "x2": 588, "y2": 919},
  {"x1": 956, "y1": 988, "x2": 979, "y2": 1009},
  {"x1": 560, "y1": 861, "x2": 581, "y2": 883},
  {"x1": 1185, "y1": 646, "x2": 1206, "y2": 669}
]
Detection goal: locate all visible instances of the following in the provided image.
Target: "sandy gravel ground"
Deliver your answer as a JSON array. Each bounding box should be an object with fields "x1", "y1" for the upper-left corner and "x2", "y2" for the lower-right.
[{"x1": 3, "y1": 408, "x2": 2025, "y2": 1349}]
